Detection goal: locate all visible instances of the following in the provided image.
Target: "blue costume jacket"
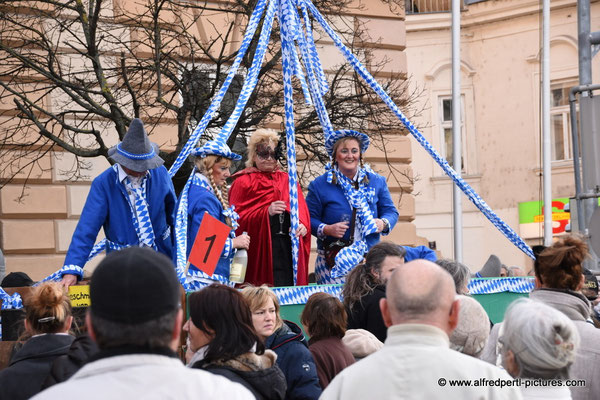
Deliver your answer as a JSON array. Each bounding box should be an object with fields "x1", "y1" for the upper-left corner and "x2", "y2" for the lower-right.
[
  {"x1": 63, "y1": 166, "x2": 176, "y2": 278},
  {"x1": 306, "y1": 171, "x2": 399, "y2": 251},
  {"x1": 181, "y1": 182, "x2": 234, "y2": 279}
]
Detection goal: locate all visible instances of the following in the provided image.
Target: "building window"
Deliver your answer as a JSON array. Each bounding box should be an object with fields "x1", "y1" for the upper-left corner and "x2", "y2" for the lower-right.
[
  {"x1": 551, "y1": 81, "x2": 579, "y2": 161},
  {"x1": 439, "y1": 96, "x2": 465, "y2": 172}
]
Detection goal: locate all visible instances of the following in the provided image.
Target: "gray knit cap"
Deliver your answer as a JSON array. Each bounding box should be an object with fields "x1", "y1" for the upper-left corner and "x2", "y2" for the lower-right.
[{"x1": 108, "y1": 118, "x2": 164, "y2": 172}]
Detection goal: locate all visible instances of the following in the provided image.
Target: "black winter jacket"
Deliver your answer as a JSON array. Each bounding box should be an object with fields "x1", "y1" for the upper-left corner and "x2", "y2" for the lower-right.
[
  {"x1": 346, "y1": 285, "x2": 387, "y2": 342},
  {"x1": 41, "y1": 334, "x2": 99, "y2": 389},
  {"x1": 0, "y1": 333, "x2": 74, "y2": 400}
]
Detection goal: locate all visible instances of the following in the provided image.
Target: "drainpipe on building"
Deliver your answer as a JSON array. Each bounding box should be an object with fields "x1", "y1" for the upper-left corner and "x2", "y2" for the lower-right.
[
  {"x1": 452, "y1": 0, "x2": 463, "y2": 262},
  {"x1": 542, "y1": 0, "x2": 552, "y2": 247},
  {"x1": 577, "y1": 0, "x2": 600, "y2": 271}
]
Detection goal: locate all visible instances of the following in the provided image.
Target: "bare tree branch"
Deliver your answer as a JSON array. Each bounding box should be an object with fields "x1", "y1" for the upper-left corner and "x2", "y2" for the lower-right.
[{"x1": 0, "y1": 0, "x2": 421, "y2": 199}]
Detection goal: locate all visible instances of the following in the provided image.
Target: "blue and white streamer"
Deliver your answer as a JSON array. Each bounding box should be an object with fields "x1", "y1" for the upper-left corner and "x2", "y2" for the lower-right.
[
  {"x1": 303, "y1": 0, "x2": 534, "y2": 259},
  {"x1": 216, "y1": 0, "x2": 277, "y2": 142},
  {"x1": 173, "y1": 0, "x2": 280, "y2": 287},
  {"x1": 167, "y1": 0, "x2": 270, "y2": 177},
  {"x1": 42, "y1": 0, "x2": 534, "y2": 288},
  {"x1": 279, "y1": 0, "x2": 301, "y2": 284}
]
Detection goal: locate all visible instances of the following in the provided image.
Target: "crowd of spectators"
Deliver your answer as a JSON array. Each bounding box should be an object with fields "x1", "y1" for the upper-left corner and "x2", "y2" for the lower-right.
[{"x1": 0, "y1": 234, "x2": 597, "y2": 399}]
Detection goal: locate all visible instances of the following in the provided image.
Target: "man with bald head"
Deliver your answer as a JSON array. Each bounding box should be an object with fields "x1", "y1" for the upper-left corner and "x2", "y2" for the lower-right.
[{"x1": 322, "y1": 260, "x2": 522, "y2": 399}]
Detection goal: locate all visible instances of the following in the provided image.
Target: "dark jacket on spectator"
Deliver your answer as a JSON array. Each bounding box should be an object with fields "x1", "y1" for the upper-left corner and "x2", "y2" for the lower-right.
[
  {"x1": 265, "y1": 320, "x2": 322, "y2": 400},
  {"x1": 308, "y1": 337, "x2": 355, "y2": 389},
  {"x1": 346, "y1": 285, "x2": 387, "y2": 342},
  {"x1": 41, "y1": 334, "x2": 99, "y2": 389},
  {"x1": 0, "y1": 334, "x2": 74, "y2": 400},
  {"x1": 193, "y1": 349, "x2": 286, "y2": 400}
]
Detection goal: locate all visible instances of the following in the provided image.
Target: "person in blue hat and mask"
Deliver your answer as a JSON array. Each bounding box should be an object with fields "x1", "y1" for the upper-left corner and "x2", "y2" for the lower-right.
[
  {"x1": 60, "y1": 119, "x2": 177, "y2": 288},
  {"x1": 174, "y1": 140, "x2": 250, "y2": 287}
]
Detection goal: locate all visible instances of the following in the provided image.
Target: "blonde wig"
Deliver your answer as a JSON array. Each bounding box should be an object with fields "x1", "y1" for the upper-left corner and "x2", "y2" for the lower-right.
[
  {"x1": 195, "y1": 155, "x2": 232, "y2": 225},
  {"x1": 246, "y1": 129, "x2": 280, "y2": 169}
]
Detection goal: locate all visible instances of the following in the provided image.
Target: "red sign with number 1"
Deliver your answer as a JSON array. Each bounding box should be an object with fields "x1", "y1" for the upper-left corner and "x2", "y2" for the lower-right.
[{"x1": 188, "y1": 212, "x2": 232, "y2": 277}]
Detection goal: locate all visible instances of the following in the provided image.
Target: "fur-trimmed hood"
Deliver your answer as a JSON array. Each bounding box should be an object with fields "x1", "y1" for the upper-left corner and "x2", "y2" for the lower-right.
[
  {"x1": 194, "y1": 350, "x2": 287, "y2": 400},
  {"x1": 205, "y1": 349, "x2": 278, "y2": 372}
]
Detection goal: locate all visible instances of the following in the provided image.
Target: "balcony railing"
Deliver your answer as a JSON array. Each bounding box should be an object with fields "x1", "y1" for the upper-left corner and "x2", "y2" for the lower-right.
[
  {"x1": 405, "y1": 0, "x2": 452, "y2": 13},
  {"x1": 406, "y1": 0, "x2": 487, "y2": 14}
]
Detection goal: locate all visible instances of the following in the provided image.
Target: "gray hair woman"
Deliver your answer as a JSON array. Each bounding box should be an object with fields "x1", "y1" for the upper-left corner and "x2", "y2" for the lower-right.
[
  {"x1": 435, "y1": 258, "x2": 471, "y2": 294},
  {"x1": 500, "y1": 298, "x2": 579, "y2": 399}
]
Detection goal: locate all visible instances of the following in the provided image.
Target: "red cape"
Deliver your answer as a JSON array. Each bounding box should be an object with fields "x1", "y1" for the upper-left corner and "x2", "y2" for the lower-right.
[{"x1": 229, "y1": 167, "x2": 310, "y2": 286}]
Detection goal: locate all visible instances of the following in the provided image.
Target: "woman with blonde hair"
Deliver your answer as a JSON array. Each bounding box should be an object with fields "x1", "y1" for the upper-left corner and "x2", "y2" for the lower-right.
[
  {"x1": 241, "y1": 285, "x2": 322, "y2": 399},
  {"x1": 175, "y1": 140, "x2": 250, "y2": 287},
  {"x1": 0, "y1": 282, "x2": 74, "y2": 400},
  {"x1": 230, "y1": 129, "x2": 311, "y2": 286}
]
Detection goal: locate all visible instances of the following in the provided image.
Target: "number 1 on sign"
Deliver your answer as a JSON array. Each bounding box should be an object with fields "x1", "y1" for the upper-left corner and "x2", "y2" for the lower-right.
[
  {"x1": 188, "y1": 212, "x2": 232, "y2": 277},
  {"x1": 204, "y1": 235, "x2": 217, "y2": 263}
]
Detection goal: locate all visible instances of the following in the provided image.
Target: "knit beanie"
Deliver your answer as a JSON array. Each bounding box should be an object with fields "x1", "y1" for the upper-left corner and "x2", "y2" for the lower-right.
[{"x1": 449, "y1": 295, "x2": 490, "y2": 357}]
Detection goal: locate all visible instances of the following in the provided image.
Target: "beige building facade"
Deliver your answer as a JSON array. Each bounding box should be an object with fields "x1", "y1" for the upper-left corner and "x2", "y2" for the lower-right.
[
  {"x1": 406, "y1": 0, "x2": 600, "y2": 271},
  {"x1": 0, "y1": 0, "x2": 415, "y2": 280}
]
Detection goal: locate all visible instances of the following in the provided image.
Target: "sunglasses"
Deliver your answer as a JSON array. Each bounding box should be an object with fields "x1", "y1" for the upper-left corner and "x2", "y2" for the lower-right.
[{"x1": 257, "y1": 149, "x2": 277, "y2": 160}]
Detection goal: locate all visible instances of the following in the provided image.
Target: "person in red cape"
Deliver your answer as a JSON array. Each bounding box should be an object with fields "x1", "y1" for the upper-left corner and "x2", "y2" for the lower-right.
[{"x1": 229, "y1": 129, "x2": 310, "y2": 286}]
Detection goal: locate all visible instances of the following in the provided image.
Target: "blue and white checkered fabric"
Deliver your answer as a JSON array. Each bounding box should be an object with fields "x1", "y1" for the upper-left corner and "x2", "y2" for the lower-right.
[
  {"x1": 304, "y1": 0, "x2": 534, "y2": 260},
  {"x1": 325, "y1": 165, "x2": 377, "y2": 278},
  {"x1": 0, "y1": 287, "x2": 23, "y2": 310},
  {"x1": 294, "y1": 0, "x2": 335, "y2": 136},
  {"x1": 272, "y1": 283, "x2": 343, "y2": 306},
  {"x1": 35, "y1": 264, "x2": 84, "y2": 285},
  {"x1": 125, "y1": 178, "x2": 156, "y2": 249},
  {"x1": 298, "y1": 3, "x2": 328, "y2": 97},
  {"x1": 314, "y1": 251, "x2": 346, "y2": 285},
  {"x1": 468, "y1": 277, "x2": 535, "y2": 295},
  {"x1": 193, "y1": 140, "x2": 241, "y2": 161},
  {"x1": 324, "y1": 130, "x2": 370, "y2": 157}
]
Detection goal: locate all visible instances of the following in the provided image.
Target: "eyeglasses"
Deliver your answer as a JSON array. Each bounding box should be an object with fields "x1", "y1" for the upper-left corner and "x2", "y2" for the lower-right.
[{"x1": 257, "y1": 149, "x2": 277, "y2": 160}]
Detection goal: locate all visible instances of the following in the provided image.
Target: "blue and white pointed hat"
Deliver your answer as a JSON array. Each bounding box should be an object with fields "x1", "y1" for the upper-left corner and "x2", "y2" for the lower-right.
[
  {"x1": 193, "y1": 140, "x2": 242, "y2": 161},
  {"x1": 325, "y1": 129, "x2": 370, "y2": 158}
]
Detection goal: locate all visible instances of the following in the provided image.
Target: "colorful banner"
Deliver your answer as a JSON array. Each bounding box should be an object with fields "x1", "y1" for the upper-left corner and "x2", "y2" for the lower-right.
[{"x1": 518, "y1": 198, "x2": 570, "y2": 238}]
